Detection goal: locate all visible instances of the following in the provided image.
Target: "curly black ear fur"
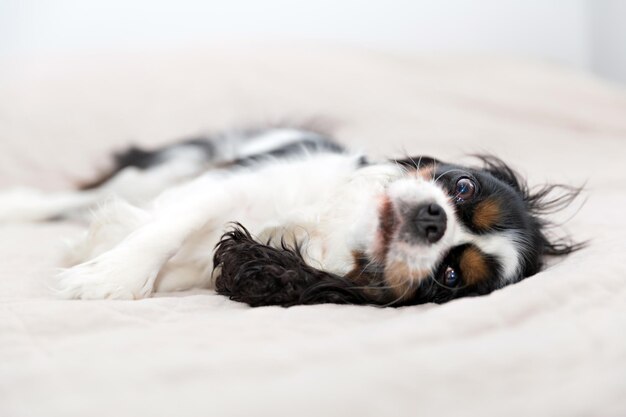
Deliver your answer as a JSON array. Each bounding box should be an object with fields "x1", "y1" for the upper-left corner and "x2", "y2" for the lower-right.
[
  {"x1": 213, "y1": 224, "x2": 373, "y2": 307},
  {"x1": 472, "y1": 154, "x2": 587, "y2": 260}
]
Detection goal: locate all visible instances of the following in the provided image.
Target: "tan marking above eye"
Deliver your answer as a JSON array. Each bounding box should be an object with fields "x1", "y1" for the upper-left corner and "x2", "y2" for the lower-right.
[
  {"x1": 459, "y1": 247, "x2": 489, "y2": 285},
  {"x1": 473, "y1": 199, "x2": 501, "y2": 230}
]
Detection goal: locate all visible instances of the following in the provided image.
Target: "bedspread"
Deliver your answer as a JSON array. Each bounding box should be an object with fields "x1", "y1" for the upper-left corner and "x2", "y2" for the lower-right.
[{"x1": 1, "y1": 47, "x2": 625, "y2": 417}]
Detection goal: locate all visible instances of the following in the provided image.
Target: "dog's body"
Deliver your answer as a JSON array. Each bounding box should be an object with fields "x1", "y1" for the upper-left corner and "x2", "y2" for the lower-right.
[{"x1": 0, "y1": 126, "x2": 580, "y2": 306}]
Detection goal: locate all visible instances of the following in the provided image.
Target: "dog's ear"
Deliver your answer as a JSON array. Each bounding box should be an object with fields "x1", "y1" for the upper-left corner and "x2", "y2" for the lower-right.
[
  {"x1": 392, "y1": 156, "x2": 441, "y2": 170},
  {"x1": 213, "y1": 224, "x2": 373, "y2": 307},
  {"x1": 472, "y1": 154, "x2": 586, "y2": 261}
]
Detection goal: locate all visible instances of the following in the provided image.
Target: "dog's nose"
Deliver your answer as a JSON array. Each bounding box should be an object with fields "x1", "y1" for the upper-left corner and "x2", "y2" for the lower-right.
[{"x1": 413, "y1": 203, "x2": 447, "y2": 243}]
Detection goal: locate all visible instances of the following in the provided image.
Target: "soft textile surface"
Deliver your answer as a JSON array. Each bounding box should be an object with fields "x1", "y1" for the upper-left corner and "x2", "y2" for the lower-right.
[{"x1": 1, "y1": 48, "x2": 625, "y2": 417}]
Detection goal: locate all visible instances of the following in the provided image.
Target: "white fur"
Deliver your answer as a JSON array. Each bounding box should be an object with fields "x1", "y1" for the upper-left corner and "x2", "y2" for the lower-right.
[
  {"x1": 468, "y1": 231, "x2": 522, "y2": 284},
  {"x1": 235, "y1": 129, "x2": 317, "y2": 157},
  {"x1": 0, "y1": 187, "x2": 99, "y2": 222},
  {"x1": 0, "y1": 149, "x2": 208, "y2": 223}
]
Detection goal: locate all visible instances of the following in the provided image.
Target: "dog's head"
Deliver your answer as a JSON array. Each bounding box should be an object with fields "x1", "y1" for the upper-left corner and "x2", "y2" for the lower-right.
[
  {"x1": 357, "y1": 155, "x2": 583, "y2": 305},
  {"x1": 214, "y1": 155, "x2": 583, "y2": 307}
]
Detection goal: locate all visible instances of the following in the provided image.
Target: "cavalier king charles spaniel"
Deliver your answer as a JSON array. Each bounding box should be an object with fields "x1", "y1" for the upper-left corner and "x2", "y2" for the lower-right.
[{"x1": 0, "y1": 126, "x2": 582, "y2": 306}]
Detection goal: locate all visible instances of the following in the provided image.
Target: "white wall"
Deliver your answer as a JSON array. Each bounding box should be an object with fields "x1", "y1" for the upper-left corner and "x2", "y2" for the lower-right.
[
  {"x1": 0, "y1": 0, "x2": 623, "y2": 83},
  {"x1": 588, "y1": 0, "x2": 626, "y2": 84}
]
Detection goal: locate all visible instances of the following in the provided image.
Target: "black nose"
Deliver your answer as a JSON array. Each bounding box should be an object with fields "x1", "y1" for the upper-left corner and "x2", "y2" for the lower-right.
[{"x1": 413, "y1": 203, "x2": 447, "y2": 243}]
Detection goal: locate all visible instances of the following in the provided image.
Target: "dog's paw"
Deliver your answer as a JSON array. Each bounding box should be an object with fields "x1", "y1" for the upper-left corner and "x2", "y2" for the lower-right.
[
  {"x1": 54, "y1": 252, "x2": 160, "y2": 300},
  {"x1": 0, "y1": 187, "x2": 51, "y2": 222}
]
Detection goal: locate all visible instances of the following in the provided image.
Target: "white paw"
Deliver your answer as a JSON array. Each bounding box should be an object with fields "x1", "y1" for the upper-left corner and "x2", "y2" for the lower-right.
[{"x1": 54, "y1": 251, "x2": 160, "y2": 300}]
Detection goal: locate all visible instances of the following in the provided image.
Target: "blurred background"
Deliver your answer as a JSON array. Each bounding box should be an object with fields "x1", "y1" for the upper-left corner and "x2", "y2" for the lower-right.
[{"x1": 1, "y1": 0, "x2": 625, "y2": 85}]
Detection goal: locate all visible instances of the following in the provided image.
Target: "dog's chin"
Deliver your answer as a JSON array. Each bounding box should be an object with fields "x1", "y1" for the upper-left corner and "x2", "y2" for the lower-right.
[
  {"x1": 370, "y1": 237, "x2": 428, "y2": 302},
  {"x1": 381, "y1": 241, "x2": 435, "y2": 301}
]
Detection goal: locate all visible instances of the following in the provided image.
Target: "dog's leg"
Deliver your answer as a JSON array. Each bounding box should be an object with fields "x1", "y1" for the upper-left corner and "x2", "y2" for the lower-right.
[
  {"x1": 0, "y1": 145, "x2": 212, "y2": 223},
  {"x1": 54, "y1": 172, "x2": 262, "y2": 299},
  {"x1": 0, "y1": 187, "x2": 101, "y2": 223}
]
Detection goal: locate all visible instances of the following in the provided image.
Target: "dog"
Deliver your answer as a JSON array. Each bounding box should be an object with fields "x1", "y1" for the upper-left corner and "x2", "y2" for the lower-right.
[{"x1": 0, "y1": 126, "x2": 582, "y2": 306}]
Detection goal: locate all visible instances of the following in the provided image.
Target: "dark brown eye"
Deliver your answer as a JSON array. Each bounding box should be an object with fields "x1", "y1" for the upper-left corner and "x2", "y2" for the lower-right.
[
  {"x1": 444, "y1": 266, "x2": 459, "y2": 286},
  {"x1": 455, "y1": 177, "x2": 476, "y2": 201}
]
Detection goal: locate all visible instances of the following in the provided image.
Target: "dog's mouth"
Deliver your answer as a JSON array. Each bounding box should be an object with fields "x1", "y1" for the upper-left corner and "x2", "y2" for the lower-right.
[{"x1": 372, "y1": 194, "x2": 441, "y2": 301}]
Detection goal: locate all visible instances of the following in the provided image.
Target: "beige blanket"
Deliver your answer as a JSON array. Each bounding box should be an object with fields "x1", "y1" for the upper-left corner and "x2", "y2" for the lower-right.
[{"x1": 1, "y1": 48, "x2": 625, "y2": 417}]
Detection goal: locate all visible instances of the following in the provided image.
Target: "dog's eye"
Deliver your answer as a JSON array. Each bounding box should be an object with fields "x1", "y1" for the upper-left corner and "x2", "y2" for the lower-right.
[
  {"x1": 455, "y1": 177, "x2": 476, "y2": 201},
  {"x1": 444, "y1": 266, "x2": 459, "y2": 286}
]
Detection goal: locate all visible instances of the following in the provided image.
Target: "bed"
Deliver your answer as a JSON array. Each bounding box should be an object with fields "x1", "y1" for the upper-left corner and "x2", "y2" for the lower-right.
[{"x1": 1, "y1": 47, "x2": 625, "y2": 417}]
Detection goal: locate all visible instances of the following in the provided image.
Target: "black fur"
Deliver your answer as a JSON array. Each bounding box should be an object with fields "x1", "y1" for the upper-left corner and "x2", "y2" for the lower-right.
[
  {"x1": 471, "y1": 154, "x2": 586, "y2": 257},
  {"x1": 393, "y1": 155, "x2": 440, "y2": 170},
  {"x1": 112, "y1": 138, "x2": 214, "y2": 170},
  {"x1": 230, "y1": 136, "x2": 345, "y2": 168},
  {"x1": 214, "y1": 224, "x2": 374, "y2": 307},
  {"x1": 81, "y1": 128, "x2": 344, "y2": 190},
  {"x1": 81, "y1": 137, "x2": 214, "y2": 190}
]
